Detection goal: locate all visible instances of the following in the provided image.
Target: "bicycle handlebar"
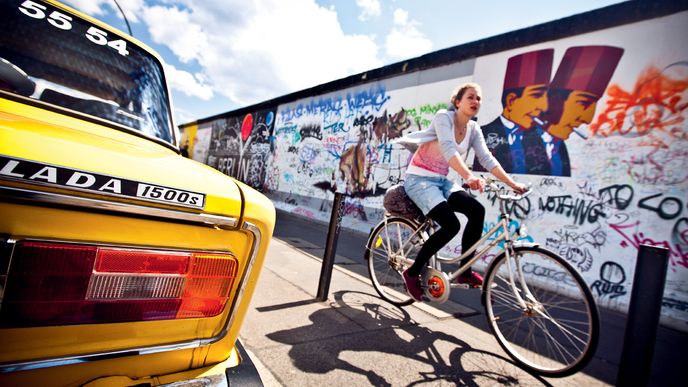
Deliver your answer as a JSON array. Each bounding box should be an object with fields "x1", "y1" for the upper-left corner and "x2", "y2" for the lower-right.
[
  {"x1": 462, "y1": 177, "x2": 532, "y2": 202},
  {"x1": 484, "y1": 176, "x2": 532, "y2": 202}
]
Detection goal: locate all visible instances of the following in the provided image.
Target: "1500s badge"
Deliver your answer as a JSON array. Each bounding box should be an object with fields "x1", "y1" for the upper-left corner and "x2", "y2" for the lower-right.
[{"x1": 0, "y1": 155, "x2": 206, "y2": 209}]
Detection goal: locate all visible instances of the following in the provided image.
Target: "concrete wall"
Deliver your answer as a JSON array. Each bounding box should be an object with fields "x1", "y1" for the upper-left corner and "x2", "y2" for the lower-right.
[{"x1": 181, "y1": 5, "x2": 688, "y2": 331}]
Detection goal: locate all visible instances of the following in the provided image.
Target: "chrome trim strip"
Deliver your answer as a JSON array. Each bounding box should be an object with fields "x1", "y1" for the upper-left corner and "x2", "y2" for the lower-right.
[
  {"x1": 225, "y1": 222, "x2": 262, "y2": 331},
  {"x1": 0, "y1": 186, "x2": 236, "y2": 229},
  {"x1": 0, "y1": 221, "x2": 262, "y2": 373},
  {"x1": 0, "y1": 154, "x2": 206, "y2": 211}
]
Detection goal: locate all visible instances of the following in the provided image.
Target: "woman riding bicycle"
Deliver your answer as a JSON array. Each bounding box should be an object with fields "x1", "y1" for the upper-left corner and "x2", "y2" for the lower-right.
[{"x1": 397, "y1": 82, "x2": 527, "y2": 301}]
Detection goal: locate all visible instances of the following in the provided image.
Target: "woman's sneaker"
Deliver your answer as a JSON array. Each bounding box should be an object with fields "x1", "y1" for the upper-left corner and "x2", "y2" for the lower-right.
[
  {"x1": 456, "y1": 271, "x2": 484, "y2": 288},
  {"x1": 402, "y1": 269, "x2": 423, "y2": 301}
]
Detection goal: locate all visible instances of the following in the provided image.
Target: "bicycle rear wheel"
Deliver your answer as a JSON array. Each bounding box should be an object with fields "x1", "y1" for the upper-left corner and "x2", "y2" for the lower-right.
[
  {"x1": 482, "y1": 246, "x2": 599, "y2": 377},
  {"x1": 366, "y1": 217, "x2": 422, "y2": 306}
]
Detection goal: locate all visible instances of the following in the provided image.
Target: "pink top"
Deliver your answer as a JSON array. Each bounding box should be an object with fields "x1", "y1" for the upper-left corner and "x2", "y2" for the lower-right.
[
  {"x1": 408, "y1": 125, "x2": 473, "y2": 177},
  {"x1": 409, "y1": 141, "x2": 449, "y2": 176}
]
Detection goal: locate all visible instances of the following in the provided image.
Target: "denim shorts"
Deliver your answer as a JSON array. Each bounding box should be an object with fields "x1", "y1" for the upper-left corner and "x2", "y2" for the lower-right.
[{"x1": 403, "y1": 174, "x2": 463, "y2": 215}]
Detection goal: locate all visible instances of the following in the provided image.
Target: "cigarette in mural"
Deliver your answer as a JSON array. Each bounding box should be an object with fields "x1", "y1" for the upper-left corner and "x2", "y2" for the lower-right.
[
  {"x1": 533, "y1": 117, "x2": 588, "y2": 140},
  {"x1": 571, "y1": 127, "x2": 589, "y2": 140},
  {"x1": 532, "y1": 116, "x2": 546, "y2": 127}
]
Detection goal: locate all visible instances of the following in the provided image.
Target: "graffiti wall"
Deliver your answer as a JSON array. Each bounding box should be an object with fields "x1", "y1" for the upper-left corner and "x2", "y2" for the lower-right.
[
  {"x1": 181, "y1": 9, "x2": 688, "y2": 330},
  {"x1": 200, "y1": 109, "x2": 276, "y2": 191}
]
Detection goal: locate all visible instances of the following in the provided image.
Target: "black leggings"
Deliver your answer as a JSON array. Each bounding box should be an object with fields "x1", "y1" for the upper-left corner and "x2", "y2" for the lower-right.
[{"x1": 406, "y1": 190, "x2": 486, "y2": 277}]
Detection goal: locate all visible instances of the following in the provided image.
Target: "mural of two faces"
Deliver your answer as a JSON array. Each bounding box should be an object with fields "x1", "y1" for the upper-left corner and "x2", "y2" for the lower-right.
[{"x1": 474, "y1": 46, "x2": 623, "y2": 177}]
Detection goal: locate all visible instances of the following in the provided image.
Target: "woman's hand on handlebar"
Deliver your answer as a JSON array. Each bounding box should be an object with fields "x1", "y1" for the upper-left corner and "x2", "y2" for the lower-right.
[
  {"x1": 510, "y1": 181, "x2": 529, "y2": 194},
  {"x1": 466, "y1": 175, "x2": 486, "y2": 192}
]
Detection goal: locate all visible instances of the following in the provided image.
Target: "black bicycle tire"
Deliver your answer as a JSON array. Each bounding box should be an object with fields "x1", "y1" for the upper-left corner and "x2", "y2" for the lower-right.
[
  {"x1": 365, "y1": 216, "x2": 420, "y2": 307},
  {"x1": 481, "y1": 246, "x2": 600, "y2": 377}
]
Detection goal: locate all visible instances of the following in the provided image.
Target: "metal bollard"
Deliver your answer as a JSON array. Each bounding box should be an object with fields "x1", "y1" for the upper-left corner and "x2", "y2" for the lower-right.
[
  {"x1": 616, "y1": 244, "x2": 669, "y2": 387},
  {"x1": 316, "y1": 192, "x2": 345, "y2": 301}
]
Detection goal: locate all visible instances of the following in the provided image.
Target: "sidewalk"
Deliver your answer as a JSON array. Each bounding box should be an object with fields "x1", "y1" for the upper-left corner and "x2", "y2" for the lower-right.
[{"x1": 239, "y1": 237, "x2": 612, "y2": 386}]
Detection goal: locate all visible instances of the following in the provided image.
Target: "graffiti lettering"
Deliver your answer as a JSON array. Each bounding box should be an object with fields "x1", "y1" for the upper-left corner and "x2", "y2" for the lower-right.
[
  {"x1": 275, "y1": 124, "x2": 298, "y2": 136},
  {"x1": 324, "y1": 122, "x2": 348, "y2": 133},
  {"x1": 213, "y1": 155, "x2": 257, "y2": 184},
  {"x1": 550, "y1": 225, "x2": 607, "y2": 250},
  {"x1": 346, "y1": 87, "x2": 390, "y2": 113},
  {"x1": 558, "y1": 245, "x2": 593, "y2": 272},
  {"x1": 638, "y1": 193, "x2": 683, "y2": 220},
  {"x1": 381, "y1": 143, "x2": 393, "y2": 164},
  {"x1": 591, "y1": 280, "x2": 626, "y2": 299},
  {"x1": 538, "y1": 195, "x2": 606, "y2": 225},
  {"x1": 420, "y1": 103, "x2": 447, "y2": 115},
  {"x1": 539, "y1": 177, "x2": 563, "y2": 188},
  {"x1": 521, "y1": 262, "x2": 577, "y2": 287},
  {"x1": 300, "y1": 124, "x2": 322, "y2": 141},
  {"x1": 598, "y1": 184, "x2": 633, "y2": 210},
  {"x1": 591, "y1": 261, "x2": 627, "y2": 299},
  {"x1": 279, "y1": 97, "x2": 345, "y2": 122},
  {"x1": 353, "y1": 114, "x2": 374, "y2": 128},
  {"x1": 662, "y1": 297, "x2": 688, "y2": 312},
  {"x1": 406, "y1": 103, "x2": 448, "y2": 129}
]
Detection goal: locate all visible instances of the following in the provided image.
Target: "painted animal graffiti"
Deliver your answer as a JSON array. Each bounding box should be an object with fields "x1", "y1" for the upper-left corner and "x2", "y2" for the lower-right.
[{"x1": 333, "y1": 108, "x2": 412, "y2": 196}]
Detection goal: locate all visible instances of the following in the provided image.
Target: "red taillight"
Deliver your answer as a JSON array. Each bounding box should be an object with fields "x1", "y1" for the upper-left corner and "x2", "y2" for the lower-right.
[
  {"x1": 94, "y1": 248, "x2": 190, "y2": 274},
  {"x1": 0, "y1": 241, "x2": 238, "y2": 328},
  {"x1": 178, "y1": 254, "x2": 236, "y2": 318}
]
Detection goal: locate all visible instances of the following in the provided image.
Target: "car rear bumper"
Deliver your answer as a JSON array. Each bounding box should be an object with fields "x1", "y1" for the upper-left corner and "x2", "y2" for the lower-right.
[{"x1": 78, "y1": 340, "x2": 264, "y2": 387}]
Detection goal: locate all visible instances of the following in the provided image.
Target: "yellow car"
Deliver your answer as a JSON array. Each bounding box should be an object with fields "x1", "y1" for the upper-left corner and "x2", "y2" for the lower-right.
[{"x1": 0, "y1": 0, "x2": 275, "y2": 386}]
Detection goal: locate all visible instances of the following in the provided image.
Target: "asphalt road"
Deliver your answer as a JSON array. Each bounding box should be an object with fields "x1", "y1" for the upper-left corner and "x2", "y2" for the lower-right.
[{"x1": 273, "y1": 208, "x2": 685, "y2": 386}]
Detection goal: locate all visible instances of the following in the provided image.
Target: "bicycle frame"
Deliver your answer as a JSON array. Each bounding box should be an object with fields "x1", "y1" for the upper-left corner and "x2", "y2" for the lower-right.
[{"x1": 380, "y1": 178, "x2": 536, "y2": 308}]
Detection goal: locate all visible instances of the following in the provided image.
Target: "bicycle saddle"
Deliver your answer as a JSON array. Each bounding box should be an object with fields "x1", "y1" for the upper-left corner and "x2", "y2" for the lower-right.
[{"x1": 383, "y1": 184, "x2": 425, "y2": 221}]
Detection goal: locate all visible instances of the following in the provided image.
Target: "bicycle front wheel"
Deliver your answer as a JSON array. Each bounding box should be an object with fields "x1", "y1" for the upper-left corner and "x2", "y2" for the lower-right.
[
  {"x1": 482, "y1": 246, "x2": 599, "y2": 377},
  {"x1": 366, "y1": 217, "x2": 422, "y2": 306}
]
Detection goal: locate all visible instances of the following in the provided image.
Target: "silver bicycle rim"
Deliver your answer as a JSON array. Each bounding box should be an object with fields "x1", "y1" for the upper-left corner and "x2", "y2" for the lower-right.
[
  {"x1": 484, "y1": 248, "x2": 597, "y2": 375},
  {"x1": 367, "y1": 219, "x2": 420, "y2": 305}
]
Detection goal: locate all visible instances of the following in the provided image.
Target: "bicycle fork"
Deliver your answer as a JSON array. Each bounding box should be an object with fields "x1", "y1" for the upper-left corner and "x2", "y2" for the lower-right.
[{"x1": 502, "y1": 244, "x2": 539, "y2": 312}]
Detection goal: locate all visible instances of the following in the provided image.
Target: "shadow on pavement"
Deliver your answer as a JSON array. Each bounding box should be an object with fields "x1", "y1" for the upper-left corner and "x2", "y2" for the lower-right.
[
  {"x1": 265, "y1": 290, "x2": 552, "y2": 387},
  {"x1": 272, "y1": 209, "x2": 688, "y2": 386}
]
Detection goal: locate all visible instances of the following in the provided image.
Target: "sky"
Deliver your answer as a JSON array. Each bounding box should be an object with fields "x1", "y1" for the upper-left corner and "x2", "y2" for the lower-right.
[{"x1": 62, "y1": 0, "x2": 628, "y2": 126}]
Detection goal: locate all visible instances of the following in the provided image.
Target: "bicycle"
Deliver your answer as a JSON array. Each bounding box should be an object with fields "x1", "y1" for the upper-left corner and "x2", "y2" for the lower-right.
[{"x1": 365, "y1": 177, "x2": 599, "y2": 377}]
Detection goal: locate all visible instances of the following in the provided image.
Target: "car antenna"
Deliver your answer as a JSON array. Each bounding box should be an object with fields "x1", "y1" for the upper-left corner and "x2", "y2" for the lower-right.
[{"x1": 111, "y1": 0, "x2": 133, "y2": 36}]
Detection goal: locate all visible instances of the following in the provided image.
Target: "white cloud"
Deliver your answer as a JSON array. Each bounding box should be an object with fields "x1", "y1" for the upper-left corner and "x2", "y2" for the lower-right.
[
  {"x1": 143, "y1": 0, "x2": 381, "y2": 107},
  {"x1": 393, "y1": 8, "x2": 408, "y2": 24},
  {"x1": 163, "y1": 63, "x2": 214, "y2": 100},
  {"x1": 142, "y1": 6, "x2": 209, "y2": 63},
  {"x1": 385, "y1": 8, "x2": 432, "y2": 59},
  {"x1": 356, "y1": 0, "x2": 381, "y2": 21}
]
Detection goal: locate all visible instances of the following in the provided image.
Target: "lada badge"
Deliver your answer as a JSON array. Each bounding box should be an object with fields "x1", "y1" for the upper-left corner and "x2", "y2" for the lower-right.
[{"x1": 0, "y1": 155, "x2": 206, "y2": 210}]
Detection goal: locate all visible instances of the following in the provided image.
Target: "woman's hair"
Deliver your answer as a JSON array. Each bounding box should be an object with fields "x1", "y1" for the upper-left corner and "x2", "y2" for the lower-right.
[{"x1": 450, "y1": 82, "x2": 482, "y2": 107}]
